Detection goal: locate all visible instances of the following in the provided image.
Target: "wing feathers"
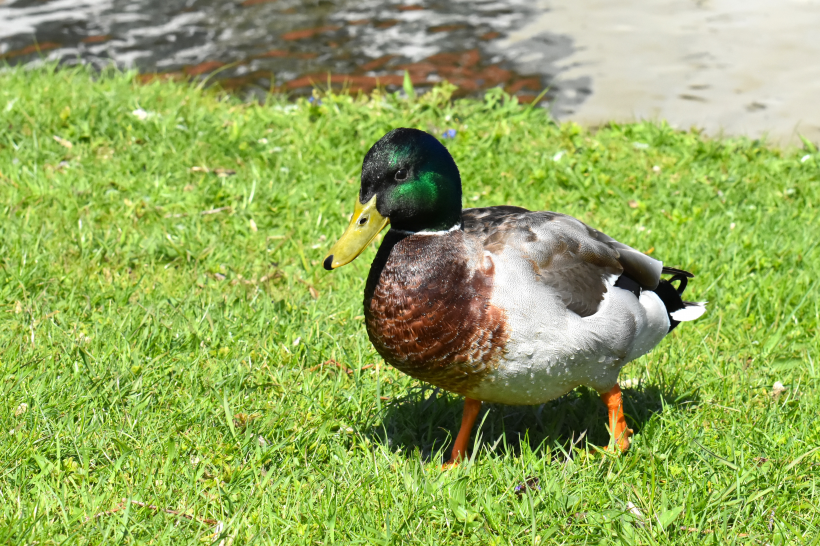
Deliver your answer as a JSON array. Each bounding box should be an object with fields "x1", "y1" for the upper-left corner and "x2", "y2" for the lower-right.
[
  {"x1": 464, "y1": 208, "x2": 630, "y2": 317},
  {"x1": 462, "y1": 206, "x2": 698, "y2": 321}
]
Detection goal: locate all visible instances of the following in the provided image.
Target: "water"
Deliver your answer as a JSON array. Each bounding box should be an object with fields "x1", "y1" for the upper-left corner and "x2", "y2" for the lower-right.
[
  {"x1": 4, "y1": 0, "x2": 814, "y2": 143},
  {"x1": 0, "y1": 0, "x2": 579, "y2": 109}
]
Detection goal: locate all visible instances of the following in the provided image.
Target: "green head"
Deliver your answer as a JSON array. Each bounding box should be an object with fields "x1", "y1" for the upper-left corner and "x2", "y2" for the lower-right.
[
  {"x1": 323, "y1": 128, "x2": 463, "y2": 270},
  {"x1": 360, "y1": 128, "x2": 463, "y2": 232}
]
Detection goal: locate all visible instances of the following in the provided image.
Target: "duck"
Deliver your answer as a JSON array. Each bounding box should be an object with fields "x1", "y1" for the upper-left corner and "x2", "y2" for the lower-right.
[{"x1": 323, "y1": 128, "x2": 705, "y2": 465}]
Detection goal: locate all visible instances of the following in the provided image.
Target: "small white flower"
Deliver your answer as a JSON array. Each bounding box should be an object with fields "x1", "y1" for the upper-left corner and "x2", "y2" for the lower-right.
[
  {"x1": 258, "y1": 138, "x2": 269, "y2": 144},
  {"x1": 552, "y1": 151, "x2": 564, "y2": 161},
  {"x1": 14, "y1": 403, "x2": 28, "y2": 416},
  {"x1": 652, "y1": 165, "x2": 661, "y2": 173},
  {"x1": 800, "y1": 154, "x2": 811, "y2": 163},
  {"x1": 293, "y1": 337, "x2": 301, "y2": 347},
  {"x1": 730, "y1": 222, "x2": 736, "y2": 229},
  {"x1": 132, "y1": 108, "x2": 149, "y2": 120}
]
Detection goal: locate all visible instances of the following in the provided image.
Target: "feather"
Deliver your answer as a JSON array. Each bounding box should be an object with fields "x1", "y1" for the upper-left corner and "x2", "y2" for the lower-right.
[{"x1": 670, "y1": 302, "x2": 707, "y2": 322}]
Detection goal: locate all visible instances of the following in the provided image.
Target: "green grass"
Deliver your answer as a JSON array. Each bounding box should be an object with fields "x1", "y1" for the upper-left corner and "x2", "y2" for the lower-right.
[{"x1": 0, "y1": 65, "x2": 818, "y2": 545}]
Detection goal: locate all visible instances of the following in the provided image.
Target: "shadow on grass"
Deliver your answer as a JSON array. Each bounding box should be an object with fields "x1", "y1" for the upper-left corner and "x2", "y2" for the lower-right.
[{"x1": 370, "y1": 377, "x2": 699, "y2": 463}]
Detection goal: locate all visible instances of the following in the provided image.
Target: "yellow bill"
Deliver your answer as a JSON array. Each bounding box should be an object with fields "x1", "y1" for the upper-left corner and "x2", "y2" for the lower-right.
[{"x1": 323, "y1": 194, "x2": 389, "y2": 270}]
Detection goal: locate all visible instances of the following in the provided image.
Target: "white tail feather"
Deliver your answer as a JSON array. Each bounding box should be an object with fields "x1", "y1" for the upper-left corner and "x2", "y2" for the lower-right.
[{"x1": 670, "y1": 302, "x2": 707, "y2": 322}]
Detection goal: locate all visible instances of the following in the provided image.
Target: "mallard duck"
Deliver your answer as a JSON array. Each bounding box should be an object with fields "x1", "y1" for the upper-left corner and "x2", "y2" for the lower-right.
[{"x1": 324, "y1": 128, "x2": 705, "y2": 464}]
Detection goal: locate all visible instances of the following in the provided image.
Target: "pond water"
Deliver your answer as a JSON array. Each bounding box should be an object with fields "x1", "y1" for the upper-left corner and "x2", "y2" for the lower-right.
[
  {"x1": 3, "y1": 0, "x2": 817, "y2": 144},
  {"x1": 0, "y1": 0, "x2": 584, "y2": 114}
]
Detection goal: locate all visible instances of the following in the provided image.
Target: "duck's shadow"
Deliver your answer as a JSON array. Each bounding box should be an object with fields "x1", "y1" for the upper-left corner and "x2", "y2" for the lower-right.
[{"x1": 370, "y1": 378, "x2": 699, "y2": 462}]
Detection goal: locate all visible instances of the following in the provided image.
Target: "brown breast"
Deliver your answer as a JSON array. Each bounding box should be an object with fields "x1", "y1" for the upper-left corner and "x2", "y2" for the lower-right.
[{"x1": 363, "y1": 229, "x2": 509, "y2": 395}]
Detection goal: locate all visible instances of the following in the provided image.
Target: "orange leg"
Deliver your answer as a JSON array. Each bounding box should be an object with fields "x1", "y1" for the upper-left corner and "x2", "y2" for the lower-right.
[
  {"x1": 600, "y1": 384, "x2": 633, "y2": 452},
  {"x1": 443, "y1": 398, "x2": 482, "y2": 467}
]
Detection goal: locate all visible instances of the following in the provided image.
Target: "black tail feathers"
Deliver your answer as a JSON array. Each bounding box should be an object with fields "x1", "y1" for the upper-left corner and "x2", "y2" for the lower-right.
[
  {"x1": 656, "y1": 267, "x2": 705, "y2": 331},
  {"x1": 654, "y1": 275, "x2": 688, "y2": 331},
  {"x1": 616, "y1": 266, "x2": 705, "y2": 332}
]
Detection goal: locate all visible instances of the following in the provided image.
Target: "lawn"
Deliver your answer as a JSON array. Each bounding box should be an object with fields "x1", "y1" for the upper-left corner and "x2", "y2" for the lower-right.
[{"x1": 0, "y1": 66, "x2": 818, "y2": 545}]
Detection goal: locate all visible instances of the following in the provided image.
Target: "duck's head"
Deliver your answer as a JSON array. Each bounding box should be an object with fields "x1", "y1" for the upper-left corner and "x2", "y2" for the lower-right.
[{"x1": 323, "y1": 128, "x2": 462, "y2": 270}]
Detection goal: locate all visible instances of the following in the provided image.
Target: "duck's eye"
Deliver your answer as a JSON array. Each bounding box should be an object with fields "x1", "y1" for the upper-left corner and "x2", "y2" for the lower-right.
[
  {"x1": 394, "y1": 168, "x2": 408, "y2": 181},
  {"x1": 358, "y1": 216, "x2": 368, "y2": 226}
]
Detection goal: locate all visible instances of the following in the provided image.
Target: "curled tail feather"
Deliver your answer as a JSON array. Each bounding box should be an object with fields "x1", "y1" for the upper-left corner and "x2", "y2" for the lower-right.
[{"x1": 655, "y1": 268, "x2": 706, "y2": 331}]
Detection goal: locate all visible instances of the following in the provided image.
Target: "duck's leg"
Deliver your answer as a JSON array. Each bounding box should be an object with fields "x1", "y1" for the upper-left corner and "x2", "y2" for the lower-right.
[
  {"x1": 601, "y1": 384, "x2": 633, "y2": 452},
  {"x1": 443, "y1": 398, "x2": 482, "y2": 467}
]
